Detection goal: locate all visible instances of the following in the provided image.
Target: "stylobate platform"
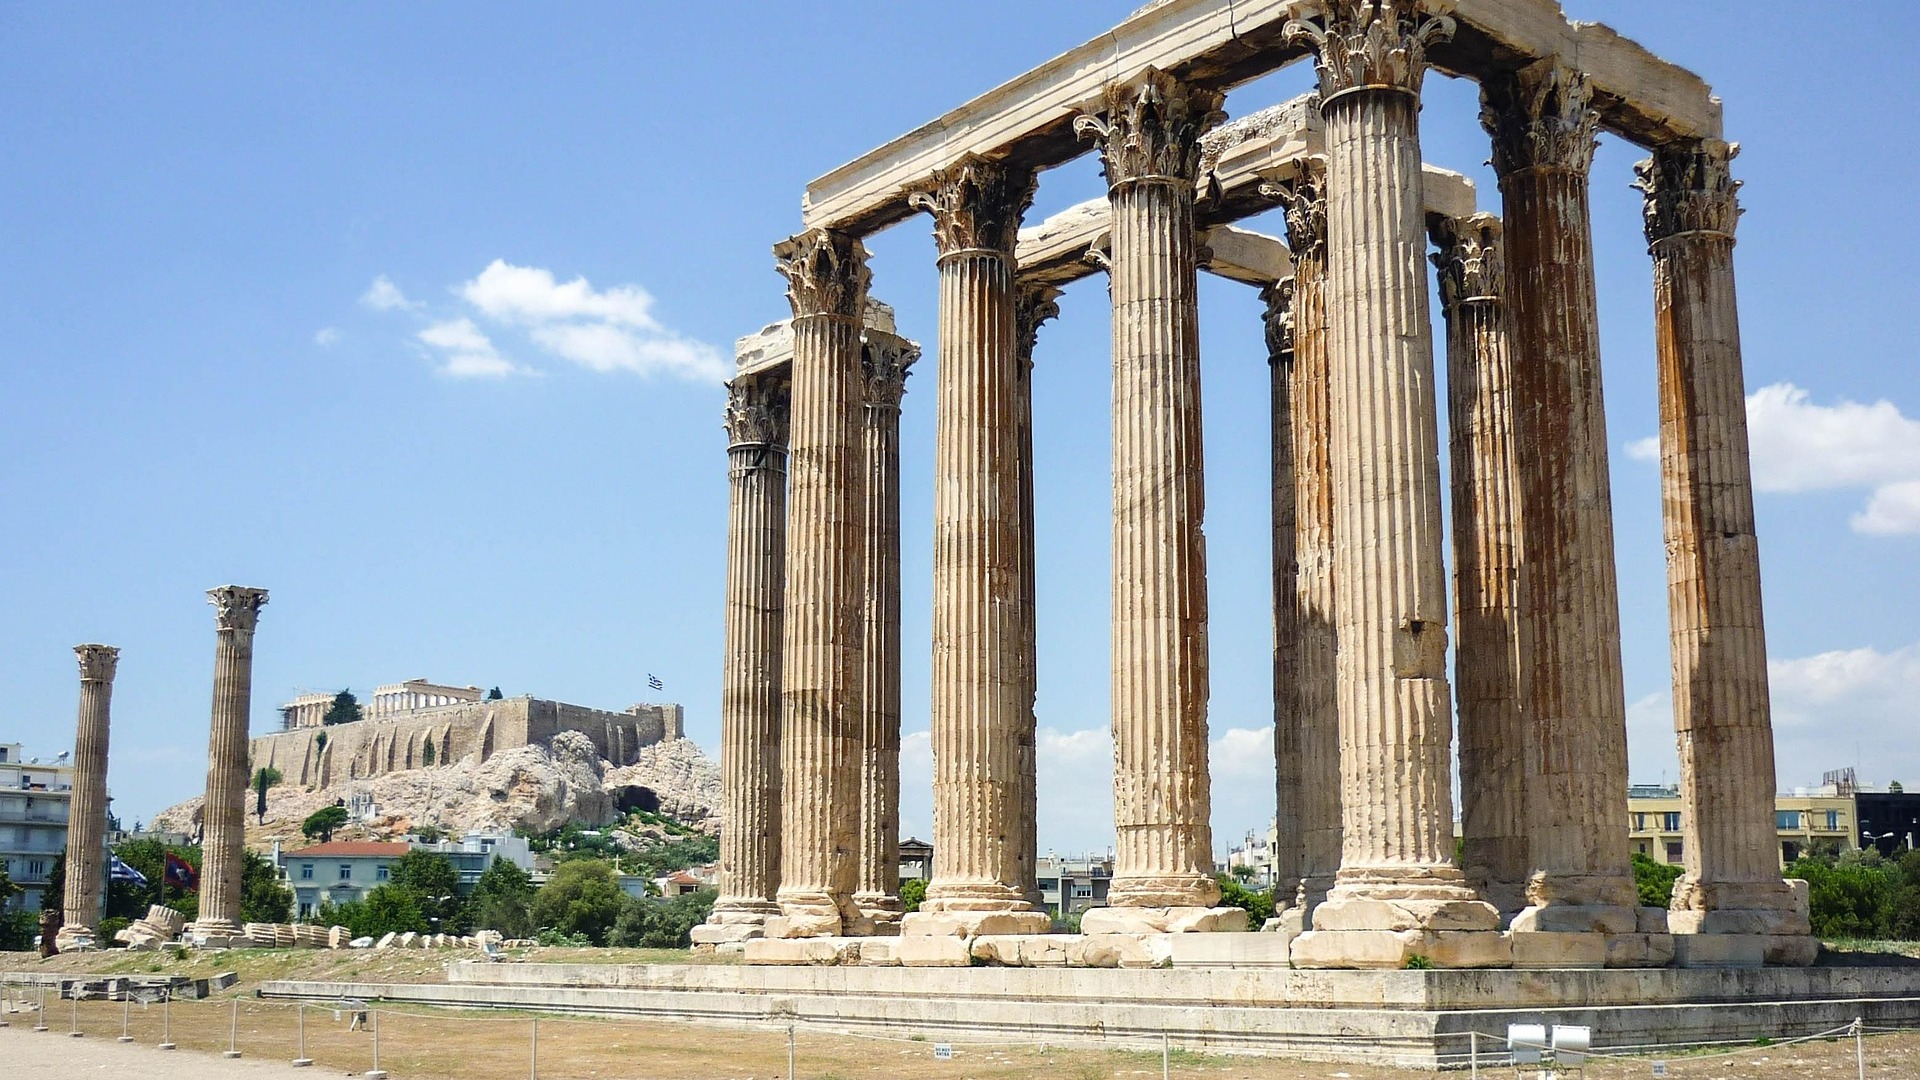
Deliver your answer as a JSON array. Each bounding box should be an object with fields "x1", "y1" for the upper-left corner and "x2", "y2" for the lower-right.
[{"x1": 258, "y1": 961, "x2": 1920, "y2": 1069}]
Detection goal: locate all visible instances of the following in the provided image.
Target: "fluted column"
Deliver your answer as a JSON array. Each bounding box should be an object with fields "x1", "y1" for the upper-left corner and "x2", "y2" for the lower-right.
[
  {"x1": 1263, "y1": 279, "x2": 1306, "y2": 914},
  {"x1": 1483, "y1": 60, "x2": 1639, "y2": 938},
  {"x1": 1430, "y1": 214, "x2": 1529, "y2": 918},
  {"x1": 1075, "y1": 68, "x2": 1236, "y2": 932},
  {"x1": 854, "y1": 336, "x2": 916, "y2": 929},
  {"x1": 195, "y1": 585, "x2": 267, "y2": 939},
  {"x1": 904, "y1": 157, "x2": 1049, "y2": 935},
  {"x1": 56, "y1": 644, "x2": 119, "y2": 951},
  {"x1": 1636, "y1": 141, "x2": 1813, "y2": 962},
  {"x1": 1014, "y1": 283, "x2": 1061, "y2": 910},
  {"x1": 1284, "y1": 2, "x2": 1504, "y2": 968},
  {"x1": 1273, "y1": 164, "x2": 1342, "y2": 923},
  {"x1": 697, "y1": 373, "x2": 791, "y2": 944},
  {"x1": 771, "y1": 229, "x2": 870, "y2": 938}
]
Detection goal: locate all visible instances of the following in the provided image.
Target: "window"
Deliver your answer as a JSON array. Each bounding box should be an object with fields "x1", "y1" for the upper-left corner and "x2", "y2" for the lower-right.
[
  {"x1": 339, "y1": 864, "x2": 352, "y2": 881},
  {"x1": 1071, "y1": 884, "x2": 1093, "y2": 899},
  {"x1": 376, "y1": 866, "x2": 389, "y2": 882},
  {"x1": 300, "y1": 864, "x2": 314, "y2": 880},
  {"x1": 1777, "y1": 810, "x2": 1801, "y2": 831},
  {"x1": 27, "y1": 859, "x2": 45, "y2": 877},
  {"x1": 1664, "y1": 841, "x2": 1683, "y2": 864},
  {"x1": 1827, "y1": 810, "x2": 1842, "y2": 831},
  {"x1": 1662, "y1": 812, "x2": 1682, "y2": 832},
  {"x1": 1633, "y1": 813, "x2": 1647, "y2": 831}
]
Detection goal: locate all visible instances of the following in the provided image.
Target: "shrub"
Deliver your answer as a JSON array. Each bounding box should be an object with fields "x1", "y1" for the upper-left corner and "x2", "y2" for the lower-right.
[
  {"x1": 1215, "y1": 873, "x2": 1275, "y2": 926},
  {"x1": 609, "y1": 890, "x2": 717, "y2": 949},
  {"x1": 1632, "y1": 852, "x2": 1684, "y2": 909},
  {"x1": 529, "y1": 860, "x2": 626, "y2": 946},
  {"x1": 898, "y1": 878, "x2": 927, "y2": 913}
]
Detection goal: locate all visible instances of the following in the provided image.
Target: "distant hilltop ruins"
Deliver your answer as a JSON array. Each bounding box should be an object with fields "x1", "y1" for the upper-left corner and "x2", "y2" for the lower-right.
[{"x1": 253, "y1": 677, "x2": 684, "y2": 787}]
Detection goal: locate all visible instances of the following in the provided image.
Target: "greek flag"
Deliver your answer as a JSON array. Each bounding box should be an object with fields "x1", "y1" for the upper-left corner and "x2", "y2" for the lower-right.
[
  {"x1": 647, "y1": 673, "x2": 664, "y2": 691},
  {"x1": 108, "y1": 854, "x2": 149, "y2": 887}
]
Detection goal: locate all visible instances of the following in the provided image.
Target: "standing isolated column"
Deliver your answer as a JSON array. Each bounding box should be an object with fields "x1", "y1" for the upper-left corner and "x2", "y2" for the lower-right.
[
  {"x1": 1284, "y1": 2, "x2": 1507, "y2": 969},
  {"x1": 1430, "y1": 214, "x2": 1529, "y2": 918},
  {"x1": 1076, "y1": 67, "x2": 1239, "y2": 933},
  {"x1": 56, "y1": 644, "x2": 120, "y2": 952},
  {"x1": 1636, "y1": 140, "x2": 1815, "y2": 965},
  {"x1": 1482, "y1": 60, "x2": 1642, "y2": 948},
  {"x1": 194, "y1": 585, "x2": 268, "y2": 942},
  {"x1": 904, "y1": 157, "x2": 1050, "y2": 936},
  {"x1": 695, "y1": 372, "x2": 791, "y2": 945},
  {"x1": 771, "y1": 229, "x2": 871, "y2": 939},
  {"x1": 1014, "y1": 283, "x2": 1061, "y2": 909},
  {"x1": 1263, "y1": 279, "x2": 1306, "y2": 916},
  {"x1": 1272, "y1": 163, "x2": 1342, "y2": 924},
  {"x1": 854, "y1": 334, "x2": 916, "y2": 931}
]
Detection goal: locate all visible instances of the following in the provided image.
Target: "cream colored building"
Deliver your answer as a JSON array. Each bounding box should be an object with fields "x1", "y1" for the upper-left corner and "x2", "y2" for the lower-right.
[{"x1": 1628, "y1": 785, "x2": 1856, "y2": 869}]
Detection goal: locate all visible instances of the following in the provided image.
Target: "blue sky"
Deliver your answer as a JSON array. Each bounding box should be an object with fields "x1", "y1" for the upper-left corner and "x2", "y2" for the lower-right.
[{"x1": 4, "y1": 3, "x2": 1917, "y2": 857}]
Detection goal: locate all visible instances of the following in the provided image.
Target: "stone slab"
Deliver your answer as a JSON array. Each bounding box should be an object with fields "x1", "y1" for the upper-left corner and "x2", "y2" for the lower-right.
[
  {"x1": 1673, "y1": 934, "x2": 1766, "y2": 969},
  {"x1": 900, "y1": 910, "x2": 1052, "y2": 938},
  {"x1": 1169, "y1": 932, "x2": 1296, "y2": 968},
  {"x1": 1606, "y1": 933, "x2": 1677, "y2": 969},
  {"x1": 1291, "y1": 930, "x2": 1512, "y2": 970},
  {"x1": 1509, "y1": 931, "x2": 1607, "y2": 969},
  {"x1": 1079, "y1": 906, "x2": 1247, "y2": 935},
  {"x1": 743, "y1": 939, "x2": 861, "y2": 966},
  {"x1": 893, "y1": 935, "x2": 972, "y2": 968},
  {"x1": 689, "y1": 923, "x2": 763, "y2": 946}
]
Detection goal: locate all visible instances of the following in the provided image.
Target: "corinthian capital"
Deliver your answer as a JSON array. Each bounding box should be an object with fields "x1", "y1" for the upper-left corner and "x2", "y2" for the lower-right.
[
  {"x1": 1259, "y1": 159, "x2": 1328, "y2": 262},
  {"x1": 1480, "y1": 60, "x2": 1599, "y2": 178},
  {"x1": 1633, "y1": 139, "x2": 1742, "y2": 247},
  {"x1": 1261, "y1": 278, "x2": 1296, "y2": 363},
  {"x1": 208, "y1": 585, "x2": 269, "y2": 633},
  {"x1": 1014, "y1": 284, "x2": 1063, "y2": 362},
  {"x1": 724, "y1": 373, "x2": 791, "y2": 447},
  {"x1": 774, "y1": 229, "x2": 871, "y2": 320},
  {"x1": 1073, "y1": 67, "x2": 1226, "y2": 187},
  {"x1": 862, "y1": 335, "x2": 917, "y2": 409},
  {"x1": 1428, "y1": 213, "x2": 1506, "y2": 311},
  {"x1": 1284, "y1": 0, "x2": 1455, "y2": 102},
  {"x1": 74, "y1": 643, "x2": 120, "y2": 683},
  {"x1": 907, "y1": 156, "x2": 1037, "y2": 258}
]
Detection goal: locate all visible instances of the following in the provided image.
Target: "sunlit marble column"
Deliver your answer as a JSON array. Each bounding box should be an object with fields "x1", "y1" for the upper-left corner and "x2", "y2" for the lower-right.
[
  {"x1": 193, "y1": 585, "x2": 268, "y2": 941},
  {"x1": 854, "y1": 335, "x2": 916, "y2": 931},
  {"x1": 1285, "y1": 1, "x2": 1506, "y2": 968},
  {"x1": 1636, "y1": 140, "x2": 1815, "y2": 965},
  {"x1": 1262, "y1": 278, "x2": 1306, "y2": 914},
  {"x1": 1429, "y1": 213, "x2": 1529, "y2": 919},
  {"x1": 695, "y1": 373, "x2": 790, "y2": 946},
  {"x1": 770, "y1": 229, "x2": 870, "y2": 938},
  {"x1": 56, "y1": 644, "x2": 119, "y2": 951},
  {"x1": 1014, "y1": 282, "x2": 1062, "y2": 910},
  {"x1": 904, "y1": 157, "x2": 1050, "y2": 936},
  {"x1": 1482, "y1": 60, "x2": 1641, "y2": 947},
  {"x1": 1076, "y1": 67, "x2": 1241, "y2": 933}
]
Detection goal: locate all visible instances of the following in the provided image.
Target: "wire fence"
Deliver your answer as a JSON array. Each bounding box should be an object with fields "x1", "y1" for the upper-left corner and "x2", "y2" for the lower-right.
[{"x1": 1, "y1": 979, "x2": 1916, "y2": 1078}]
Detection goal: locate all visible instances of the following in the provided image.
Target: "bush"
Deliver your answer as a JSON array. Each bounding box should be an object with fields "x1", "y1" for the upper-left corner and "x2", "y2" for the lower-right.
[
  {"x1": 529, "y1": 860, "x2": 626, "y2": 946},
  {"x1": 899, "y1": 878, "x2": 927, "y2": 913},
  {"x1": 1790, "y1": 854, "x2": 1897, "y2": 939},
  {"x1": 470, "y1": 860, "x2": 537, "y2": 939},
  {"x1": 0, "y1": 908, "x2": 36, "y2": 952},
  {"x1": 1632, "y1": 852, "x2": 1684, "y2": 908},
  {"x1": 609, "y1": 890, "x2": 716, "y2": 948},
  {"x1": 241, "y1": 850, "x2": 294, "y2": 924},
  {"x1": 1215, "y1": 873, "x2": 1275, "y2": 926},
  {"x1": 97, "y1": 916, "x2": 131, "y2": 948}
]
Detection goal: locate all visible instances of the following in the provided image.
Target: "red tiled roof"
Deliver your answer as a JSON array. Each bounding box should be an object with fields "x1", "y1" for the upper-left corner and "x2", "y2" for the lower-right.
[{"x1": 289, "y1": 841, "x2": 410, "y2": 857}]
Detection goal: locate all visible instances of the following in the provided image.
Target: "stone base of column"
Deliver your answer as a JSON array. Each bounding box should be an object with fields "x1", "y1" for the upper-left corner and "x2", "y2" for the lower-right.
[
  {"x1": 1290, "y1": 869, "x2": 1509, "y2": 969},
  {"x1": 1105, "y1": 871, "x2": 1221, "y2": 910},
  {"x1": 853, "y1": 892, "x2": 905, "y2": 936},
  {"x1": 52, "y1": 925, "x2": 99, "y2": 952},
  {"x1": 904, "y1": 882, "x2": 1049, "y2": 937},
  {"x1": 184, "y1": 918, "x2": 243, "y2": 947},
  {"x1": 1673, "y1": 932, "x2": 1817, "y2": 968},
  {"x1": 692, "y1": 902, "x2": 779, "y2": 945},
  {"x1": 1290, "y1": 929, "x2": 1512, "y2": 970},
  {"x1": 1080, "y1": 906, "x2": 1248, "y2": 935},
  {"x1": 1667, "y1": 878, "x2": 1817, "y2": 966},
  {"x1": 769, "y1": 892, "x2": 852, "y2": 939},
  {"x1": 1511, "y1": 871, "x2": 1639, "y2": 933}
]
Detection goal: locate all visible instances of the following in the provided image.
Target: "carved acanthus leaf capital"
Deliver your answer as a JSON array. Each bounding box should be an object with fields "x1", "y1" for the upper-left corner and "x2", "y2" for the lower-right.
[
  {"x1": 1260, "y1": 277, "x2": 1296, "y2": 362},
  {"x1": 1284, "y1": 0, "x2": 1455, "y2": 102},
  {"x1": 906, "y1": 156, "x2": 1037, "y2": 258},
  {"x1": 1074, "y1": 67, "x2": 1226, "y2": 187},
  {"x1": 1259, "y1": 160, "x2": 1328, "y2": 262},
  {"x1": 74, "y1": 643, "x2": 120, "y2": 684},
  {"x1": 1481, "y1": 60, "x2": 1600, "y2": 178},
  {"x1": 1428, "y1": 213, "x2": 1506, "y2": 311},
  {"x1": 724, "y1": 373, "x2": 791, "y2": 447},
  {"x1": 208, "y1": 585, "x2": 269, "y2": 634},
  {"x1": 1633, "y1": 139, "x2": 1742, "y2": 246},
  {"x1": 774, "y1": 229, "x2": 871, "y2": 320},
  {"x1": 1014, "y1": 283, "x2": 1064, "y2": 362},
  {"x1": 861, "y1": 336, "x2": 917, "y2": 409}
]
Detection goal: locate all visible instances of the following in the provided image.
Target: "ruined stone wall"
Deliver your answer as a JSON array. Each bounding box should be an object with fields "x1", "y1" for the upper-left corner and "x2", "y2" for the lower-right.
[{"x1": 250, "y1": 697, "x2": 679, "y2": 787}]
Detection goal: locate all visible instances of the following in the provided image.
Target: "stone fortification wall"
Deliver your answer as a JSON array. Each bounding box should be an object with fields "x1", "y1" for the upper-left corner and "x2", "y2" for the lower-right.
[{"x1": 252, "y1": 697, "x2": 683, "y2": 785}]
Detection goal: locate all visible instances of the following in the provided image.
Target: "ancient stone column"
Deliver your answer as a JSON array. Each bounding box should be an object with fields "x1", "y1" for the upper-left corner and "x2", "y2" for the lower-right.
[
  {"x1": 1014, "y1": 283, "x2": 1062, "y2": 910},
  {"x1": 1482, "y1": 60, "x2": 1641, "y2": 947},
  {"x1": 56, "y1": 644, "x2": 119, "y2": 951},
  {"x1": 771, "y1": 230, "x2": 870, "y2": 938},
  {"x1": 1429, "y1": 214, "x2": 1529, "y2": 918},
  {"x1": 1075, "y1": 68, "x2": 1238, "y2": 933},
  {"x1": 695, "y1": 373, "x2": 791, "y2": 945},
  {"x1": 195, "y1": 585, "x2": 268, "y2": 940},
  {"x1": 854, "y1": 335, "x2": 915, "y2": 930},
  {"x1": 1284, "y1": 2, "x2": 1506, "y2": 968},
  {"x1": 903, "y1": 157, "x2": 1050, "y2": 936},
  {"x1": 1263, "y1": 279, "x2": 1307, "y2": 915},
  {"x1": 1636, "y1": 140, "x2": 1814, "y2": 965},
  {"x1": 1272, "y1": 163, "x2": 1342, "y2": 925}
]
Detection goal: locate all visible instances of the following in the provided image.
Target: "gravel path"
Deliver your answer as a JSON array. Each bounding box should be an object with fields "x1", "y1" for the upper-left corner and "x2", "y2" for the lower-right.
[{"x1": 0, "y1": 1026, "x2": 324, "y2": 1079}]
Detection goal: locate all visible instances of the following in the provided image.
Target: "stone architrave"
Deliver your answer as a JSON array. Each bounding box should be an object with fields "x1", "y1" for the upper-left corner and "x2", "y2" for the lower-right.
[
  {"x1": 1283, "y1": 1, "x2": 1507, "y2": 969},
  {"x1": 1636, "y1": 140, "x2": 1814, "y2": 965},
  {"x1": 1482, "y1": 60, "x2": 1641, "y2": 946},
  {"x1": 1074, "y1": 68, "x2": 1241, "y2": 934},
  {"x1": 1262, "y1": 279, "x2": 1306, "y2": 914},
  {"x1": 1013, "y1": 283, "x2": 1061, "y2": 910},
  {"x1": 696, "y1": 373, "x2": 792, "y2": 945},
  {"x1": 903, "y1": 157, "x2": 1049, "y2": 937},
  {"x1": 1270, "y1": 163, "x2": 1341, "y2": 924},
  {"x1": 1429, "y1": 213, "x2": 1529, "y2": 918},
  {"x1": 56, "y1": 644, "x2": 120, "y2": 952},
  {"x1": 770, "y1": 229, "x2": 871, "y2": 939},
  {"x1": 853, "y1": 334, "x2": 916, "y2": 931},
  {"x1": 194, "y1": 585, "x2": 268, "y2": 941}
]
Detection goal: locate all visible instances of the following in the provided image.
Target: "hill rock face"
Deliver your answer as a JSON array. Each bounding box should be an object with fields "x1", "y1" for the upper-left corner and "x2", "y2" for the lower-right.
[{"x1": 153, "y1": 731, "x2": 720, "y2": 848}]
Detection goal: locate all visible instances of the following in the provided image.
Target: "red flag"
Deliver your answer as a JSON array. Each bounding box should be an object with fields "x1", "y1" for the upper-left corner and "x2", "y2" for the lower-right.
[{"x1": 164, "y1": 852, "x2": 198, "y2": 892}]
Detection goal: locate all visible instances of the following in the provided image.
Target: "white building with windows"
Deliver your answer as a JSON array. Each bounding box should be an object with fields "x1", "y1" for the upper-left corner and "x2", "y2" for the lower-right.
[{"x1": 0, "y1": 743, "x2": 76, "y2": 912}]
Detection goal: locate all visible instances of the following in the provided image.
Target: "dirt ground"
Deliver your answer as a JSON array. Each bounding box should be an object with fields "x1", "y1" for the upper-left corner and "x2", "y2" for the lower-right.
[{"x1": 0, "y1": 943, "x2": 717, "y2": 987}]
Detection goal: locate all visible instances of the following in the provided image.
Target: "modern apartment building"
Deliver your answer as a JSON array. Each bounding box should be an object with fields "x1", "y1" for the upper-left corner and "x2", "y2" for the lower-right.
[
  {"x1": 0, "y1": 743, "x2": 76, "y2": 912},
  {"x1": 1627, "y1": 783, "x2": 1857, "y2": 867}
]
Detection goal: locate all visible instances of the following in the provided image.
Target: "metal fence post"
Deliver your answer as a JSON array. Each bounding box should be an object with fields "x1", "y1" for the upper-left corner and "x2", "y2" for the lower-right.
[
  {"x1": 1470, "y1": 1030, "x2": 1478, "y2": 1079},
  {"x1": 293, "y1": 1002, "x2": 313, "y2": 1067},
  {"x1": 224, "y1": 996, "x2": 241, "y2": 1058},
  {"x1": 366, "y1": 1008, "x2": 388, "y2": 1080},
  {"x1": 34, "y1": 985, "x2": 48, "y2": 1032},
  {"x1": 1162, "y1": 1031, "x2": 1170, "y2": 1080},
  {"x1": 159, "y1": 989, "x2": 174, "y2": 1050},
  {"x1": 119, "y1": 992, "x2": 133, "y2": 1042},
  {"x1": 787, "y1": 1024, "x2": 796, "y2": 1080},
  {"x1": 530, "y1": 1017, "x2": 539, "y2": 1080},
  {"x1": 0, "y1": 985, "x2": 11, "y2": 1028},
  {"x1": 1855, "y1": 1016, "x2": 1866, "y2": 1080},
  {"x1": 68, "y1": 988, "x2": 80, "y2": 1037}
]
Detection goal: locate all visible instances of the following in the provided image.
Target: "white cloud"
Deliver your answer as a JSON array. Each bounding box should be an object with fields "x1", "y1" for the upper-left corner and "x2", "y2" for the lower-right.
[
  {"x1": 360, "y1": 275, "x2": 419, "y2": 312},
  {"x1": 463, "y1": 261, "x2": 659, "y2": 329},
  {"x1": 1626, "y1": 383, "x2": 1920, "y2": 536},
  {"x1": 460, "y1": 260, "x2": 728, "y2": 382},
  {"x1": 313, "y1": 327, "x2": 340, "y2": 348},
  {"x1": 416, "y1": 318, "x2": 521, "y2": 379}
]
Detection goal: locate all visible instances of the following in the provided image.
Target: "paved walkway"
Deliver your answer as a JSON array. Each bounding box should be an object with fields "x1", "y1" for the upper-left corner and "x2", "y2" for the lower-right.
[{"x1": 0, "y1": 1026, "x2": 323, "y2": 1079}]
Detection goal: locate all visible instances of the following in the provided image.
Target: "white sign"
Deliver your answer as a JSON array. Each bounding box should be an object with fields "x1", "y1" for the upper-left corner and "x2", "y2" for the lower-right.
[
  {"x1": 1652, "y1": 1063, "x2": 1669, "y2": 1077},
  {"x1": 933, "y1": 1044, "x2": 953, "y2": 1061}
]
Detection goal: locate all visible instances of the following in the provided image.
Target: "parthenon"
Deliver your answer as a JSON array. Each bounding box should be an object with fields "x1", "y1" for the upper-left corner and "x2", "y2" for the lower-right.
[{"x1": 700, "y1": 0, "x2": 1814, "y2": 970}]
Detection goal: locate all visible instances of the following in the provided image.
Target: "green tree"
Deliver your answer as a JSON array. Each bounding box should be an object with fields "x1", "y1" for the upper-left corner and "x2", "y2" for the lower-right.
[
  {"x1": 41, "y1": 849, "x2": 65, "y2": 910},
  {"x1": 0, "y1": 864, "x2": 18, "y2": 906},
  {"x1": 388, "y1": 850, "x2": 467, "y2": 933},
  {"x1": 1215, "y1": 873, "x2": 1275, "y2": 926},
  {"x1": 1632, "y1": 852, "x2": 1685, "y2": 908},
  {"x1": 1790, "y1": 854, "x2": 1896, "y2": 939},
  {"x1": 315, "y1": 731, "x2": 328, "y2": 754},
  {"x1": 898, "y1": 877, "x2": 926, "y2": 913},
  {"x1": 529, "y1": 860, "x2": 626, "y2": 945},
  {"x1": 322, "y1": 690, "x2": 364, "y2": 727},
  {"x1": 252, "y1": 766, "x2": 283, "y2": 788},
  {"x1": 422, "y1": 741, "x2": 436, "y2": 767},
  {"x1": 609, "y1": 890, "x2": 716, "y2": 948},
  {"x1": 241, "y1": 849, "x2": 294, "y2": 923},
  {"x1": 470, "y1": 859, "x2": 536, "y2": 938},
  {"x1": 1892, "y1": 782, "x2": 1906, "y2": 794},
  {"x1": 318, "y1": 885, "x2": 429, "y2": 938},
  {"x1": 302, "y1": 805, "x2": 350, "y2": 843}
]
